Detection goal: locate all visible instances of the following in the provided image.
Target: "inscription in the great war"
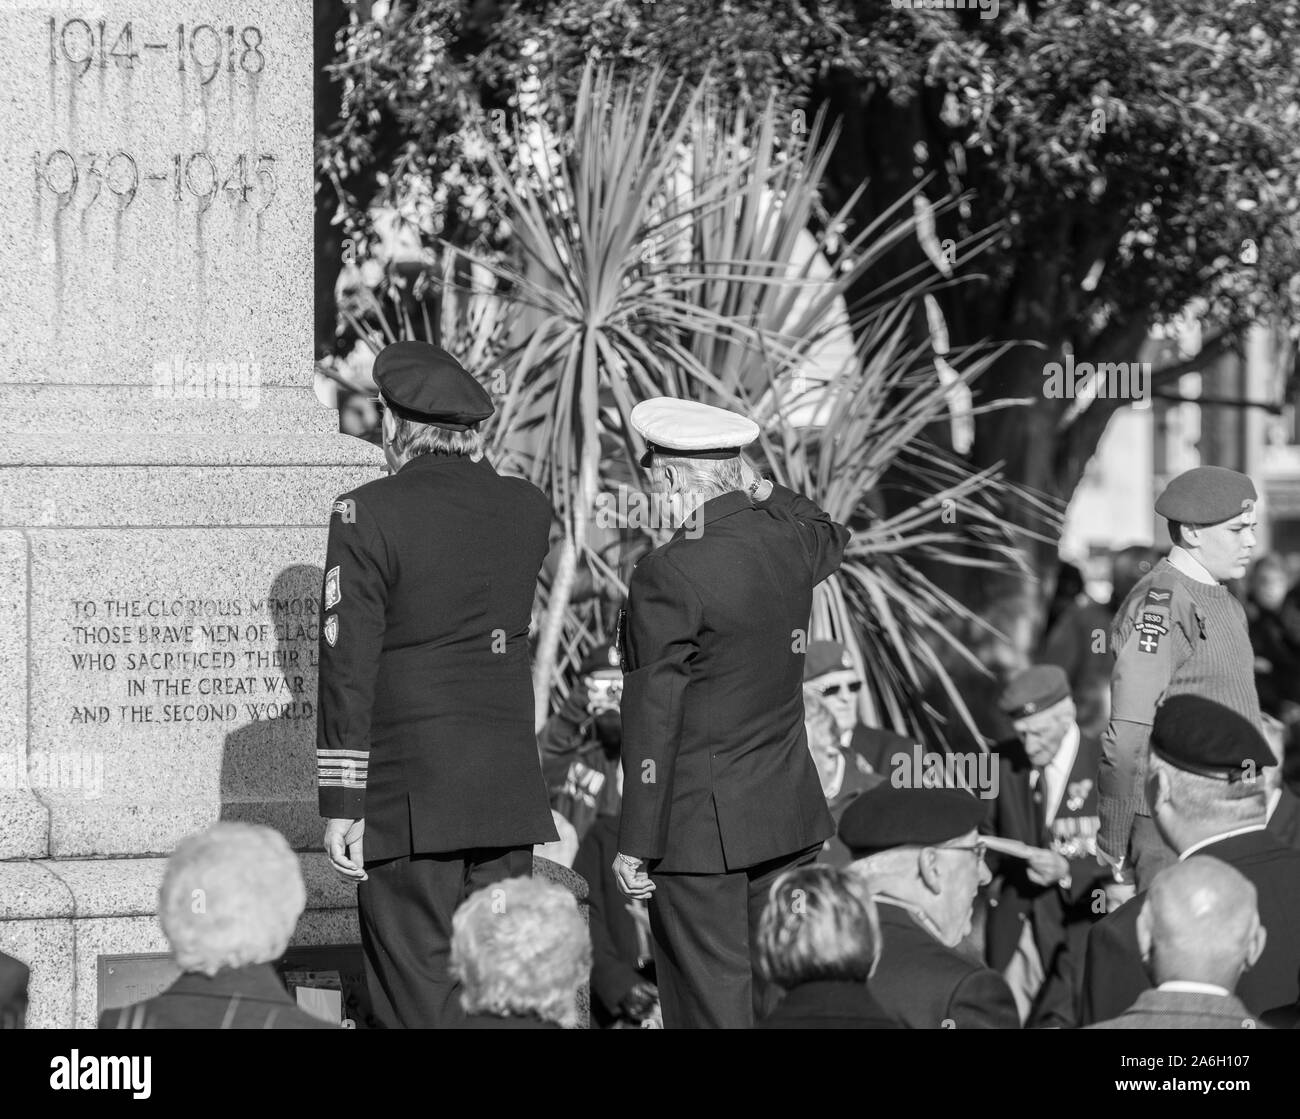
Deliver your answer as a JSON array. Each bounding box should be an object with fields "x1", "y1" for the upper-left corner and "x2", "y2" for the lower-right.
[{"x1": 67, "y1": 595, "x2": 318, "y2": 726}]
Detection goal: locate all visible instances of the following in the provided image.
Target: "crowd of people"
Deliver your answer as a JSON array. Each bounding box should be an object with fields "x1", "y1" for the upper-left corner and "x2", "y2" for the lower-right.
[{"x1": 4, "y1": 340, "x2": 1296, "y2": 1031}]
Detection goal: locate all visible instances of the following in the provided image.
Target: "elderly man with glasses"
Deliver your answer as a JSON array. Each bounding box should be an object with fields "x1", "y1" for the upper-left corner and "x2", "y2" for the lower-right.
[
  {"x1": 840, "y1": 784, "x2": 1019, "y2": 1029},
  {"x1": 803, "y1": 640, "x2": 916, "y2": 780}
]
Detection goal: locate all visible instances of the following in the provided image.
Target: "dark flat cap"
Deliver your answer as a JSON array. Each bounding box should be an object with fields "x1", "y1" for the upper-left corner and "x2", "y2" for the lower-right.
[
  {"x1": 998, "y1": 665, "x2": 1071, "y2": 719},
  {"x1": 1154, "y1": 466, "x2": 1257, "y2": 526},
  {"x1": 372, "y1": 341, "x2": 493, "y2": 430},
  {"x1": 838, "y1": 784, "x2": 986, "y2": 857},
  {"x1": 804, "y1": 640, "x2": 854, "y2": 682},
  {"x1": 1151, "y1": 695, "x2": 1273, "y2": 782}
]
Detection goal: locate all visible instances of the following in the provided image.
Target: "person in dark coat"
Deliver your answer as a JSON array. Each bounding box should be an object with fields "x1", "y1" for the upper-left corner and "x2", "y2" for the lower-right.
[
  {"x1": 804, "y1": 690, "x2": 884, "y2": 868},
  {"x1": 840, "y1": 785, "x2": 1020, "y2": 1029},
  {"x1": 1081, "y1": 696, "x2": 1300, "y2": 1023},
  {"x1": 0, "y1": 950, "x2": 29, "y2": 1029},
  {"x1": 612, "y1": 398, "x2": 849, "y2": 1030},
  {"x1": 983, "y1": 666, "x2": 1112, "y2": 1028},
  {"x1": 755, "y1": 864, "x2": 899, "y2": 1029},
  {"x1": 1086, "y1": 857, "x2": 1264, "y2": 1030},
  {"x1": 803, "y1": 639, "x2": 915, "y2": 779},
  {"x1": 539, "y1": 640, "x2": 625, "y2": 844},
  {"x1": 450, "y1": 877, "x2": 589, "y2": 1030},
  {"x1": 317, "y1": 341, "x2": 557, "y2": 1029},
  {"x1": 100, "y1": 823, "x2": 335, "y2": 1030}
]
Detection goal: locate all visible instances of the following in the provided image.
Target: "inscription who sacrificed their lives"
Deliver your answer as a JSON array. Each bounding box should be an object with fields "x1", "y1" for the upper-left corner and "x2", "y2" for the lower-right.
[
  {"x1": 67, "y1": 597, "x2": 318, "y2": 726},
  {"x1": 35, "y1": 18, "x2": 276, "y2": 215}
]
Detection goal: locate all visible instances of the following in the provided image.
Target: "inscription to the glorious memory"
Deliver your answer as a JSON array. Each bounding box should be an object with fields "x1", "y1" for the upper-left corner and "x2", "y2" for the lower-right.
[{"x1": 66, "y1": 593, "x2": 317, "y2": 727}]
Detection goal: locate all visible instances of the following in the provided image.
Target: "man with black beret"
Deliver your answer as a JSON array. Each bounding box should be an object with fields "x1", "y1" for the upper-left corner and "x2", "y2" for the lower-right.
[
  {"x1": 983, "y1": 665, "x2": 1112, "y2": 1027},
  {"x1": 1099, "y1": 465, "x2": 1263, "y2": 896},
  {"x1": 317, "y1": 340, "x2": 557, "y2": 1028},
  {"x1": 840, "y1": 785, "x2": 1020, "y2": 1029},
  {"x1": 1081, "y1": 695, "x2": 1300, "y2": 1023}
]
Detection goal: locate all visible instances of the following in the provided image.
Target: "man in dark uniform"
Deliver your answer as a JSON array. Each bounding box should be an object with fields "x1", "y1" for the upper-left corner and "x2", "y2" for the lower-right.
[
  {"x1": 984, "y1": 665, "x2": 1111, "y2": 1028},
  {"x1": 1082, "y1": 696, "x2": 1300, "y2": 1023},
  {"x1": 317, "y1": 341, "x2": 557, "y2": 1029},
  {"x1": 840, "y1": 784, "x2": 1020, "y2": 1029},
  {"x1": 1099, "y1": 466, "x2": 1262, "y2": 896},
  {"x1": 611, "y1": 397, "x2": 849, "y2": 1029}
]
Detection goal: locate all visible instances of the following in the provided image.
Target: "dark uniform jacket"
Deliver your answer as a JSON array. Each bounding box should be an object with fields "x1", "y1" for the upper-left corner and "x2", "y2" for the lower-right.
[
  {"x1": 1081, "y1": 828, "x2": 1300, "y2": 1023},
  {"x1": 618, "y1": 485, "x2": 848, "y2": 873},
  {"x1": 757, "y1": 980, "x2": 900, "y2": 1030},
  {"x1": 1086, "y1": 989, "x2": 1261, "y2": 1030},
  {"x1": 984, "y1": 730, "x2": 1110, "y2": 1023},
  {"x1": 819, "y1": 747, "x2": 886, "y2": 869},
  {"x1": 316, "y1": 453, "x2": 557, "y2": 860},
  {"x1": 849, "y1": 721, "x2": 916, "y2": 778},
  {"x1": 97, "y1": 965, "x2": 337, "y2": 1029},
  {"x1": 0, "y1": 950, "x2": 28, "y2": 1029},
  {"x1": 870, "y1": 901, "x2": 1020, "y2": 1030}
]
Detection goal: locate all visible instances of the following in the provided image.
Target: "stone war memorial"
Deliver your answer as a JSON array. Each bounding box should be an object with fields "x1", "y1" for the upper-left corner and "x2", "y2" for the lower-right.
[{"x1": 0, "y1": 1, "x2": 383, "y2": 1026}]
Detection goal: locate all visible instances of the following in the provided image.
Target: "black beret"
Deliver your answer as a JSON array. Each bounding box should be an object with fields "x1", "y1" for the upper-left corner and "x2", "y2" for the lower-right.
[
  {"x1": 372, "y1": 341, "x2": 493, "y2": 430},
  {"x1": 1150, "y1": 695, "x2": 1274, "y2": 782},
  {"x1": 998, "y1": 665, "x2": 1071, "y2": 719},
  {"x1": 1154, "y1": 466, "x2": 1257, "y2": 526},
  {"x1": 837, "y1": 784, "x2": 986, "y2": 857}
]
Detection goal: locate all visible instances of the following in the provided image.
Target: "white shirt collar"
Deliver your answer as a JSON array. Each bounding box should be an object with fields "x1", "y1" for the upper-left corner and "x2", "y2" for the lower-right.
[
  {"x1": 1179, "y1": 823, "x2": 1268, "y2": 859},
  {"x1": 1167, "y1": 545, "x2": 1218, "y2": 586},
  {"x1": 824, "y1": 750, "x2": 846, "y2": 800},
  {"x1": 1034, "y1": 723, "x2": 1080, "y2": 824},
  {"x1": 1157, "y1": 980, "x2": 1232, "y2": 997}
]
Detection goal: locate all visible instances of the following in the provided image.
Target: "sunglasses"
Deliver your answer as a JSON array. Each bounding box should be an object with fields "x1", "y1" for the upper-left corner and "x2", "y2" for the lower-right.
[{"x1": 816, "y1": 681, "x2": 862, "y2": 698}]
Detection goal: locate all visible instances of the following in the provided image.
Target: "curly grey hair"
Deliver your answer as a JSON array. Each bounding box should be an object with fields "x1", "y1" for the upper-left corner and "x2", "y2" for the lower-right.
[
  {"x1": 450, "y1": 876, "x2": 591, "y2": 1027},
  {"x1": 159, "y1": 823, "x2": 306, "y2": 977}
]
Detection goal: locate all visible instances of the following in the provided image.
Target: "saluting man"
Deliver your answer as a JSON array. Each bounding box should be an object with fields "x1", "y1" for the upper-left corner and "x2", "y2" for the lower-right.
[
  {"x1": 611, "y1": 398, "x2": 850, "y2": 1029},
  {"x1": 1099, "y1": 466, "x2": 1262, "y2": 896},
  {"x1": 317, "y1": 341, "x2": 557, "y2": 1029}
]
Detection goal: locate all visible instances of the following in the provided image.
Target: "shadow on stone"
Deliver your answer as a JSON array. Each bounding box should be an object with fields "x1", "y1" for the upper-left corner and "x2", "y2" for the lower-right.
[{"x1": 219, "y1": 564, "x2": 322, "y2": 850}]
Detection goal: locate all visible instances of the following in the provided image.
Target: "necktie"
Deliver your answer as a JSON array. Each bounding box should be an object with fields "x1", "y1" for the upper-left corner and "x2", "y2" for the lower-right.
[{"x1": 1030, "y1": 770, "x2": 1048, "y2": 843}]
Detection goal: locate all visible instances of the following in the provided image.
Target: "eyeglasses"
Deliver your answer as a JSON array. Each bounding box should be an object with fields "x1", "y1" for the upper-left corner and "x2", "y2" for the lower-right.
[
  {"x1": 942, "y1": 842, "x2": 987, "y2": 863},
  {"x1": 816, "y1": 681, "x2": 862, "y2": 698}
]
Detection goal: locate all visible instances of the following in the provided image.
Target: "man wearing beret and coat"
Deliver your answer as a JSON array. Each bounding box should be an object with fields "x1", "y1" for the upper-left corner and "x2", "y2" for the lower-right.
[
  {"x1": 1098, "y1": 466, "x2": 1264, "y2": 895},
  {"x1": 611, "y1": 397, "x2": 850, "y2": 1030},
  {"x1": 1082, "y1": 696, "x2": 1300, "y2": 1023},
  {"x1": 983, "y1": 665, "x2": 1111, "y2": 1028},
  {"x1": 317, "y1": 341, "x2": 557, "y2": 1029},
  {"x1": 840, "y1": 784, "x2": 1020, "y2": 1029}
]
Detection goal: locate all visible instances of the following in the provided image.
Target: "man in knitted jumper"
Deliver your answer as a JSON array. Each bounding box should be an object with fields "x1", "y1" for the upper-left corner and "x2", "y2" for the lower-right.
[{"x1": 1099, "y1": 466, "x2": 1262, "y2": 899}]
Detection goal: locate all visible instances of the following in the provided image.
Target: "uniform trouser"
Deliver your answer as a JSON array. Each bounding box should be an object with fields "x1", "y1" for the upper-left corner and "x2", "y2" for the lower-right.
[
  {"x1": 358, "y1": 846, "x2": 533, "y2": 1029},
  {"x1": 648, "y1": 844, "x2": 822, "y2": 1029},
  {"x1": 1129, "y1": 814, "x2": 1178, "y2": 892}
]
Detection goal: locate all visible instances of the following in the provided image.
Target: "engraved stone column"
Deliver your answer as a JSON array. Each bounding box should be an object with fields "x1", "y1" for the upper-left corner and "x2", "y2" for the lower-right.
[{"x1": 0, "y1": 1, "x2": 382, "y2": 1026}]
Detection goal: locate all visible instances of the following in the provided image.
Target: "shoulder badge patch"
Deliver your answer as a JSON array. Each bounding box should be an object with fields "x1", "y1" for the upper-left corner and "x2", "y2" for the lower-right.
[
  {"x1": 324, "y1": 614, "x2": 338, "y2": 647},
  {"x1": 324, "y1": 566, "x2": 341, "y2": 610},
  {"x1": 332, "y1": 498, "x2": 356, "y2": 523}
]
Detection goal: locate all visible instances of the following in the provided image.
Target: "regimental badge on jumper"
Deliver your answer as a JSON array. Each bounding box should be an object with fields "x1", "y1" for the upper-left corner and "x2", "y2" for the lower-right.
[
  {"x1": 324, "y1": 566, "x2": 342, "y2": 610},
  {"x1": 324, "y1": 614, "x2": 338, "y2": 647},
  {"x1": 1135, "y1": 587, "x2": 1171, "y2": 655}
]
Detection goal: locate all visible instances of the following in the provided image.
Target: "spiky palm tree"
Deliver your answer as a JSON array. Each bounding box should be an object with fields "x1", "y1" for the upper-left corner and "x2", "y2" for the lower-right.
[{"x1": 429, "y1": 62, "x2": 1055, "y2": 741}]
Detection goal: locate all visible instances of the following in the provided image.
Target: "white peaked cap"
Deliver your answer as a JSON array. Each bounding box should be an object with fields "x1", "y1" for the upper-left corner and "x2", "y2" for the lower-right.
[{"x1": 630, "y1": 398, "x2": 760, "y2": 466}]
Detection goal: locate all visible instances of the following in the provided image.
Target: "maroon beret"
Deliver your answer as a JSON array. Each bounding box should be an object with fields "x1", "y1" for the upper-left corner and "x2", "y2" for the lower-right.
[
  {"x1": 998, "y1": 665, "x2": 1071, "y2": 719},
  {"x1": 1154, "y1": 466, "x2": 1257, "y2": 526},
  {"x1": 804, "y1": 641, "x2": 854, "y2": 682}
]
